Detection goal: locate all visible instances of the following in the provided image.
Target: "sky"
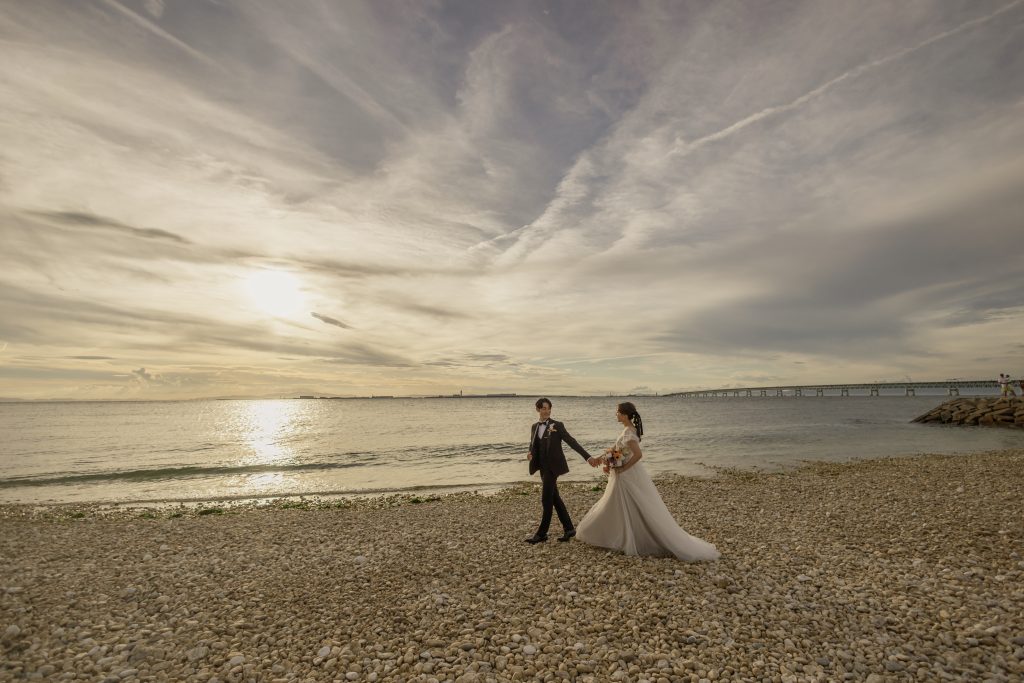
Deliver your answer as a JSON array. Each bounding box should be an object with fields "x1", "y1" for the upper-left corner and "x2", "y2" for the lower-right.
[{"x1": 1, "y1": 0, "x2": 1023, "y2": 400}]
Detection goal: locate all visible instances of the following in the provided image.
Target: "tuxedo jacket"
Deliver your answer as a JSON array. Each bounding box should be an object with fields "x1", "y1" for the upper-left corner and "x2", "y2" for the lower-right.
[{"x1": 529, "y1": 419, "x2": 592, "y2": 476}]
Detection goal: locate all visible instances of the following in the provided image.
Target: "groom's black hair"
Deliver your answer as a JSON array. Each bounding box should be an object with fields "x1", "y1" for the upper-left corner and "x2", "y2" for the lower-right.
[{"x1": 535, "y1": 397, "x2": 552, "y2": 409}]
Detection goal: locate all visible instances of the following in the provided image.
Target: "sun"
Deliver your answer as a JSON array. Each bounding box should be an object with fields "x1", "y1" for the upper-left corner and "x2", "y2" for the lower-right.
[{"x1": 242, "y1": 269, "x2": 307, "y2": 318}]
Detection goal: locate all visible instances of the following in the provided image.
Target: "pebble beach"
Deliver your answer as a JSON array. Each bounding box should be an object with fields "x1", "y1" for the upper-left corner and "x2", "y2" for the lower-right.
[{"x1": 1, "y1": 449, "x2": 1022, "y2": 683}]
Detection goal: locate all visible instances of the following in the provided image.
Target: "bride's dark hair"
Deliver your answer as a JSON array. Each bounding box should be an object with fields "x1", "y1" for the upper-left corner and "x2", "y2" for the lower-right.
[{"x1": 617, "y1": 401, "x2": 644, "y2": 441}]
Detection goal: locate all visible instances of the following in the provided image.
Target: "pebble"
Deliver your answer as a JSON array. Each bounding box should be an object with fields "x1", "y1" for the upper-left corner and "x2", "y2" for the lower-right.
[
  {"x1": 0, "y1": 449, "x2": 1021, "y2": 682},
  {"x1": 186, "y1": 646, "x2": 208, "y2": 662}
]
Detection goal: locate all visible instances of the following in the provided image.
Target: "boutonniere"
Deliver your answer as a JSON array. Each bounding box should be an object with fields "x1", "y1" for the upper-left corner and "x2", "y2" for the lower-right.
[{"x1": 548, "y1": 424, "x2": 558, "y2": 433}]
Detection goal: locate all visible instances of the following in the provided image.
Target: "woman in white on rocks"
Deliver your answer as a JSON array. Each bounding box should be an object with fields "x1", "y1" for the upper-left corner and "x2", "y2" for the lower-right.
[{"x1": 576, "y1": 402, "x2": 720, "y2": 561}]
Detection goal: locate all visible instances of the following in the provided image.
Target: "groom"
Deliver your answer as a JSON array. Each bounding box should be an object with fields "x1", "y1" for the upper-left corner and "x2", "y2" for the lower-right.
[{"x1": 526, "y1": 397, "x2": 599, "y2": 544}]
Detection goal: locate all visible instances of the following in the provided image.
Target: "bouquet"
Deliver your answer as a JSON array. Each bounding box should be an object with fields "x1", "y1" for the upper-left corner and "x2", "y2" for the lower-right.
[{"x1": 603, "y1": 447, "x2": 630, "y2": 469}]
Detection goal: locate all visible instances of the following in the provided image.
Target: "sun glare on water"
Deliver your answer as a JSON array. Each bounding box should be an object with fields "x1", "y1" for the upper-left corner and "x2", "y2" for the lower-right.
[{"x1": 242, "y1": 269, "x2": 307, "y2": 318}]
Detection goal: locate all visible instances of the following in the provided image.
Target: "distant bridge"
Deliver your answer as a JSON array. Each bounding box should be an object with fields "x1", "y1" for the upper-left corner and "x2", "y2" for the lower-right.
[{"x1": 665, "y1": 380, "x2": 1004, "y2": 398}]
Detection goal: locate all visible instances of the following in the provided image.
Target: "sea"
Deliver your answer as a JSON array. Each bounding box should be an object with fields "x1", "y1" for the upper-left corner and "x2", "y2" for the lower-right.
[{"x1": 1, "y1": 394, "x2": 1022, "y2": 506}]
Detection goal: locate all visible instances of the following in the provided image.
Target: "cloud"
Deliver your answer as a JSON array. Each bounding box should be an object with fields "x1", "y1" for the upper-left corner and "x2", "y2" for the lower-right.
[
  {"x1": 0, "y1": 1, "x2": 1022, "y2": 398},
  {"x1": 664, "y1": 0, "x2": 1024, "y2": 161},
  {"x1": 466, "y1": 353, "x2": 511, "y2": 362},
  {"x1": 96, "y1": 0, "x2": 222, "y2": 71},
  {"x1": 131, "y1": 367, "x2": 155, "y2": 382},
  {"x1": 655, "y1": 167, "x2": 1024, "y2": 358},
  {"x1": 29, "y1": 210, "x2": 193, "y2": 244},
  {"x1": 311, "y1": 312, "x2": 352, "y2": 329},
  {"x1": 384, "y1": 300, "x2": 472, "y2": 320},
  {"x1": 424, "y1": 352, "x2": 518, "y2": 369}
]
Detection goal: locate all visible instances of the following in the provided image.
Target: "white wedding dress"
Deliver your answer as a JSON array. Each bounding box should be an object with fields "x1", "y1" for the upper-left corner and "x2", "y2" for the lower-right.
[{"x1": 577, "y1": 427, "x2": 720, "y2": 561}]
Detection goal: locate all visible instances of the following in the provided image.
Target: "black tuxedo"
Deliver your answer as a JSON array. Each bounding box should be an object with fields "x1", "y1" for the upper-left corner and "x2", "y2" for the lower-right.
[
  {"x1": 528, "y1": 419, "x2": 592, "y2": 537},
  {"x1": 529, "y1": 419, "x2": 591, "y2": 476}
]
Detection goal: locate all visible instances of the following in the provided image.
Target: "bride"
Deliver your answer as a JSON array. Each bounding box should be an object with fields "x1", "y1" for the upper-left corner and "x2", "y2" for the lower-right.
[{"x1": 576, "y1": 402, "x2": 720, "y2": 561}]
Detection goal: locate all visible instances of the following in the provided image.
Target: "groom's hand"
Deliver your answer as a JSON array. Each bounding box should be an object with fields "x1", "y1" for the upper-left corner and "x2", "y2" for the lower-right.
[
  {"x1": 587, "y1": 457, "x2": 600, "y2": 467},
  {"x1": 527, "y1": 453, "x2": 532, "y2": 461}
]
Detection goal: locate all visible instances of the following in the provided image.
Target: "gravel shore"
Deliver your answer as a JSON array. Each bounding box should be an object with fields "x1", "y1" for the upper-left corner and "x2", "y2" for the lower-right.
[{"x1": 2, "y1": 449, "x2": 1022, "y2": 682}]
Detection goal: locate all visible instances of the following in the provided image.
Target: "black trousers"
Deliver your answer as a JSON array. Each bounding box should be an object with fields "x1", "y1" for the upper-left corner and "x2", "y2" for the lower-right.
[{"x1": 537, "y1": 468, "x2": 573, "y2": 537}]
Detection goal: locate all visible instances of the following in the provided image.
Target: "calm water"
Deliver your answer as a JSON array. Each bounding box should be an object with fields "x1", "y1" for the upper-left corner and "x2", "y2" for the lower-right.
[{"x1": 1, "y1": 395, "x2": 1021, "y2": 505}]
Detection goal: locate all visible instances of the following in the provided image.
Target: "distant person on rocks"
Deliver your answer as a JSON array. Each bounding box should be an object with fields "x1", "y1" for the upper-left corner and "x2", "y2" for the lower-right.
[
  {"x1": 998, "y1": 373, "x2": 1013, "y2": 398},
  {"x1": 524, "y1": 397, "x2": 600, "y2": 544}
]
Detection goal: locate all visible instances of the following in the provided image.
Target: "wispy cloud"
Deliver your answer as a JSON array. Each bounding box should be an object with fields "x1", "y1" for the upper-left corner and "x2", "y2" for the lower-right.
[
  {"x1": 95, "y1": 0, "x2": 223, "y2": 71},
  {"x1": 1, "y1": 0, "x2": 1022, "y2": 398},
  {"x1": 30, "y1": 210, "x2": 193, "y2": 244},
  {"x1": 668, "y1": 0, "x2": 1024, "y2": 159}
]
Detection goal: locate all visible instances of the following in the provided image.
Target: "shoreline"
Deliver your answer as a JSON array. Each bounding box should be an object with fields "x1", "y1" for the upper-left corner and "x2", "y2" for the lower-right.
[
  {"x1": 2, "y1": 444, "x2": 1011, "y2": 514},
  {"x1": 2, "y1": 448, "x2": 1022, "y2": 681},
  {"x1": 0, "y1": 448, "x2": 1015, "y2": 518}
]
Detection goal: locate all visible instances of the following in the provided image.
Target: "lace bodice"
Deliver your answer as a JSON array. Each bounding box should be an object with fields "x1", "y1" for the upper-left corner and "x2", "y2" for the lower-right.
[{"x1": 613, "y1": 428, "x2": 640, "y2": 465}]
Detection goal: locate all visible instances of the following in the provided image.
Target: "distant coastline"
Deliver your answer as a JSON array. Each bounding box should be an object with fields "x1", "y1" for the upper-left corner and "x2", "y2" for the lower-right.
[
  {"x1": 295, "y1": 392, "x2": 521, "y2": 400},
  {"x1": 0, "y1": 378, "x2": 1012, "y2": 403}
]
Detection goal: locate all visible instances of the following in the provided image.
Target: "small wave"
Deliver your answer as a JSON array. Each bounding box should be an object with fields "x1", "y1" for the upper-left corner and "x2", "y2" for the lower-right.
[
  {"x1": 392, "y1": 442, "x2": 522, "y2": 460},
  {"x1": 0, "y1": 460, "x2": 368, "y2": 489},
  {"x1": 99, "y1": 479, "x2": 531, "y2": 506}
]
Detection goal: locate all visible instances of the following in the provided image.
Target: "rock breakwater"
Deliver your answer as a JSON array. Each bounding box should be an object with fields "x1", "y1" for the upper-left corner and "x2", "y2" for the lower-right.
[{"x1": 913, "y1": 397, "x2": 1024, "y2": 428}]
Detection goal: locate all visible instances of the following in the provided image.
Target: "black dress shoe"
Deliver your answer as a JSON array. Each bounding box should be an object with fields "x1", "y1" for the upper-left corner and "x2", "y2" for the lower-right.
[
  {"x1": 524, "y1": 534, "x2": 548, "y2": 544},
  {"x1": 557, "y1": 529, "x2": 576, "y2": 542}
]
